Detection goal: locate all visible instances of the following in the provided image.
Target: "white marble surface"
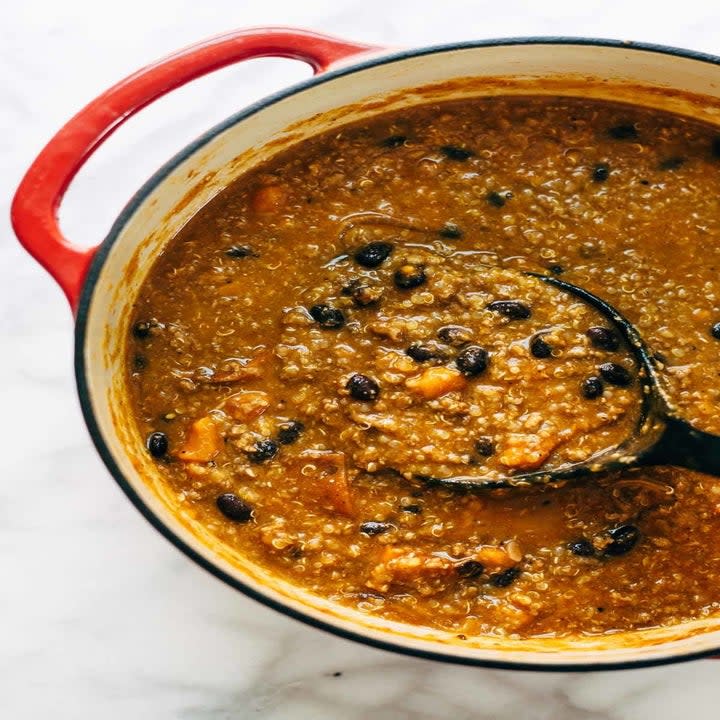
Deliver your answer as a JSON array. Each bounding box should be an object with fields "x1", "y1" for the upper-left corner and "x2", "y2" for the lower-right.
[{"x1": 4, "y1": 0, "x2": 720, "y2": 717}]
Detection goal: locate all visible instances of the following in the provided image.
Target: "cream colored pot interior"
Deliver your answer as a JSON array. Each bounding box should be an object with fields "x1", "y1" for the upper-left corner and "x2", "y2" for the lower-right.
[{"x1": 82, "y1": 42, "x2": 720, "y2": 667}]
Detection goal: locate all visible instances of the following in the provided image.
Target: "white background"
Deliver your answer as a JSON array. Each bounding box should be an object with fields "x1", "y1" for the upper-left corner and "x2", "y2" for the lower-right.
[{"x1": 3, "y1": 1, "x2": 720, "y2": 718}]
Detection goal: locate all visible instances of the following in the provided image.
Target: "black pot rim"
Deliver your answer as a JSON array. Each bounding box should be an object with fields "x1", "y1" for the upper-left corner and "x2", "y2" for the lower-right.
[{"x1": 75, "y1": 35, "x2": 720, "y2": 671}]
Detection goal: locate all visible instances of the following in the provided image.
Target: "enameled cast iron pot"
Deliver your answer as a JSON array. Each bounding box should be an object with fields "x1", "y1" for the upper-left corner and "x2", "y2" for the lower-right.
[{"x1": 13, "y1": 27, "x2": 720, "y2": 670}]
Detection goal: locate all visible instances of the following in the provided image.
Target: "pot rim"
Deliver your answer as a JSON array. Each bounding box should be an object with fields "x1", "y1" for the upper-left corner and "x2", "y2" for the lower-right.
[{"x1": 75, "y1": 35, "x2": 720, "y2": 670}]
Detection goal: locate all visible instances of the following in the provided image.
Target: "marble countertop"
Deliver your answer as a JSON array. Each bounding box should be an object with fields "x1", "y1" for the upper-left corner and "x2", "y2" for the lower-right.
[{"x1": 3, "y1": 0, "x2": 720, "y2": 717}]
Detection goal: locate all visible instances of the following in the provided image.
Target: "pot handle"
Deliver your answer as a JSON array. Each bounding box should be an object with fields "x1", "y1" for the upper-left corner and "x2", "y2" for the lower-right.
[{"x1": 10, "y1": 27, "x2": 378, "y2": 313}]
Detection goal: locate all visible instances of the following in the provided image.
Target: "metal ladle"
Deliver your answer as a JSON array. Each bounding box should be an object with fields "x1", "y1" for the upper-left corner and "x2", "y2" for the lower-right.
[
  {"x1": 420, "y1": 272, "x2": 720, "y2": 490},
  {"x1": 333, "y1": 213, "x2": 720, "y2": 490}
]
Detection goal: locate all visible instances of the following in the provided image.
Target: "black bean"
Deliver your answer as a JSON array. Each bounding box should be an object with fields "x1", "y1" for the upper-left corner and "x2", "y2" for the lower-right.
[
  {"x1": 360, "y1": 521, "x2": 393, "y2": 536},
  {"x1": 132, "y1": 321, "x2": 151, "y2": 339},
  {"x1": 457, "y1": 560, "x2": 484, "y2": 579},
  {"x1": 569, "y1": 539, "x2": 595, "y2": 557},
  {"x1": 354, "y1": 241, "x2": 394, "y2": 268},
  {"x1": 146, "y1": 431, "x2": 168, "y2": 458},
  {"x1": 380, "y1": 135, "x2": 406, "y2": 148},
  {"x1": 226, "y1": 245, "x2": 255, "y2": 258},
  {"x1": 592, "y1": 163, "x2": 610, "y2": 182},
  {"x1": 276, "y1": 420, "x2": 304, "y2": 445},
  {"x1": 711, "y1": 322, "x2": 720, "y2": 339},
  {"x1": 529, "y1": 334, "x2": 552, "y2": 358},
  {"x1": 581, "y1": 376, "x2": 604, "y2": 399},
  {"x1": 400, "y1": 504, "x2": 422, "y2": 514},
  {"x1": 309, "y1": 304, "x2": 345, "y2": 329},
  {"x1": 439, "y1": 222, "x2": 463, "y2": 239},
  {"x1": 394, "y1": 264, "x2": 426, "y2": 289},
  {"x1": 603, "y1": 524, "x2": 640, "y2": 556},
  {"x1": 437, "y1": 325, "x2": 473, "y2": 347},
  {"x1": 639, "y1": 179, "x2": 650, "y2": 186},
  {"x1": 216, "y1": 493, "x2": 254, "y2": 522},
  {"x1": 586, "y1": 326, "x2": 620, "y2": 351},
  {"x1": 475, "y1": 437, "x2": 495, "y2": 457},
  {"x1": 440, "y1": 145, "x2": 473, "y2": 161},
  {"x1": 549, "y1": 264, "x2": 565, "y2": 275},
  {"x1": 487, "y1": 300, "x2": 531, "y2": 320},
  {"x1": 598, "y1": 362, "x2": 633, "y2": 387},
  {"x1": 608, "y1": 123, "x2": 638, "y2": 140},
  {"x1": 406, "y1": 342, "x2": 446, "y2": 363},
  {"x1": 247, "y1": 439, "x2": 279, "y2": 463},
  {"x1": 455, "y1": 345, "x2": 489, "y2": 377},
  {"x1": 346, "y1": 373, "x2": 380, "y2": 401},
  {"x1": 341, "y1": 279, "x2": 383, "y2": 307},
  {"x1": 486, "y1": 191, "x2": 508, "y2": 208},
  {"x1": 659, "y1": 156, "x2": 684, "y2": 171},
  {"x1": 712, "y1": 136, "x2": 720, "y2": 158},
  {"x1": 406, "y1": 343, "x2": 433, "y2": 362},
  {"x1": 491, "y1": 567, "x2": 521, "y2": 587},
  {"x1": 133, "y1": 353, "x2": 147, "y2": 371}
]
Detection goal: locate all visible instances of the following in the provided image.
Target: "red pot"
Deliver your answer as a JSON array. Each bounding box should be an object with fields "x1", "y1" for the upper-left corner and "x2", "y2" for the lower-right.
[{"x1": 12, "y1": 26, "x2": 720, "y2": 669}]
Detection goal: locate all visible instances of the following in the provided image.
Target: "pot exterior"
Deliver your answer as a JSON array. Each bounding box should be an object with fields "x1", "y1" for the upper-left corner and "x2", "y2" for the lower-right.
[{"x1": 74, "y1": 38, "x2": 720, "y2": 669}]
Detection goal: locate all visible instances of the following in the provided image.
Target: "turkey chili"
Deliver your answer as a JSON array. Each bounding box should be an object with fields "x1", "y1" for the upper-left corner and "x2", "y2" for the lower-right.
[{"x1": 128, "y1": 95, "x2": 720, "y2": 637}]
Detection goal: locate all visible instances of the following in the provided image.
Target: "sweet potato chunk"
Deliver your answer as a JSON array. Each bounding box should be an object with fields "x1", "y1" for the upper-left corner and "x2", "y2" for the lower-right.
[
  {"x1": 367, "y1": 544, "x2": 517, "y2": 593},
  {"x1": 251, "y1": 184, "x2": 287, "y2": 213},
  {"x1": 498, "y1": 433, "x2": 563, "y2": 471},
  {"x1": 474, "y1": 545, "x2": 516, "y2": 571},
  {"x1": 405, "y1": 367, "x2": 467, "y2": 399},
  {"x1": 293, "y1": 450, "x2": 353, "y2": 517},
  {"x1": 223, "y1": 391, "x2": 270, "y2": 421},
  {"x1": 177, "y1": 416, "x2": 223, "y2": 462}
]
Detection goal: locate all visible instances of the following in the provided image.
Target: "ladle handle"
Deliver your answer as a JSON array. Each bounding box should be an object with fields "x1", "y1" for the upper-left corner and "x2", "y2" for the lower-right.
[{"x1": 641, "y1": 416, "x2": 720, "y2": 476}]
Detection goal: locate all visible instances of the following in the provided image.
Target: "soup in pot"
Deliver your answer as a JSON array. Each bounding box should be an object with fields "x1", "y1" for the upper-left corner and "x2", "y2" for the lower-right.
[{"x1": 127, "y1": 95, "x2": 720, "y2": 637}]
